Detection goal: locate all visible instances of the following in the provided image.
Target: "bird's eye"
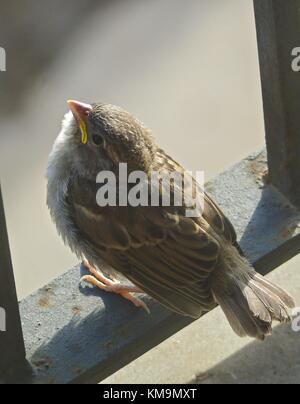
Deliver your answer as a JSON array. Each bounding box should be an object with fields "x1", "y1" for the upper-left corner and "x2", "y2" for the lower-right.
[{"x1": 92, "y1": 134, "x2": 104, "y2": 146}]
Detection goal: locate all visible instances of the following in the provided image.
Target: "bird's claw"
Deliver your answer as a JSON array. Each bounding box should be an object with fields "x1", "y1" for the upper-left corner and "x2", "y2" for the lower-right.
[{"x1": 80, "y1": 261, "x2": 150, "y2": 314}]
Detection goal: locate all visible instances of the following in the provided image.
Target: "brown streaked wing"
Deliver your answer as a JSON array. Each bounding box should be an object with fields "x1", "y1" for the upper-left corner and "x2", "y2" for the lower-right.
[{"x1": 154, "y1": 149, "x2": 237, "y2": 244}]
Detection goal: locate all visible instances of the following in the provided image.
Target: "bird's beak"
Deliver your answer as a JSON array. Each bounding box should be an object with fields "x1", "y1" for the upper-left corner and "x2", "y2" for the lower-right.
[{"x1": 67, "y1": 100, "x2": 92, "y2": 144}]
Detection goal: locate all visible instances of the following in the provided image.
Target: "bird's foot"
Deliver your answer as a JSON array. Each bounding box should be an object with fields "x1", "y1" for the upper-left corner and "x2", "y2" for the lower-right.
[{"x1": 80, "y1": 260, "x2": 150, "y2": 314}]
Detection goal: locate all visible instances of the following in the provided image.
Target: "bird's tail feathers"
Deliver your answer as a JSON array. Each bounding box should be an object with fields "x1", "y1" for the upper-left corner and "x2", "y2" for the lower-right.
[{"x1": 212, "y1": 271, "x2": 295, "y2": 340}]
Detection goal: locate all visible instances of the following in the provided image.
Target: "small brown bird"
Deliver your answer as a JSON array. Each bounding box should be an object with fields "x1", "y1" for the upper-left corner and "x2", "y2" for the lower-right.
[{"x1": 47, "y1": 100, "x2": 295, "y2": 340}]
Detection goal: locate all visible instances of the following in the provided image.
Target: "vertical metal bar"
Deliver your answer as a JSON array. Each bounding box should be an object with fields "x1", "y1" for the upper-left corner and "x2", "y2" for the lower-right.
[
  {"x1": 253, "y1": 0, "x2": 300, "y2": 207},
  {"x1": 0, "y1": 185, "x2": 26, "y2": 379}
]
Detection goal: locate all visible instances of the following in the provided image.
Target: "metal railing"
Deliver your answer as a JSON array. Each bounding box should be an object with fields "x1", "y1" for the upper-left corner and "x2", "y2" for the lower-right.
[
  {"x1": 254, "y1": 0, "x2": 300, "y2": 208},
  {"x1": 0, "y1": 186, "x2": 26, "y2": 378},
  {"x1": 0, "y1": 0, "x2": 300, "y2": 384}
]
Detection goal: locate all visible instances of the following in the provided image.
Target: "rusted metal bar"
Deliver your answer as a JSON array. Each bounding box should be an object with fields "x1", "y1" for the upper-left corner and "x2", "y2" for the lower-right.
[
  {"x1": 0, "y1": 185, "x2": 26, "y2": 381},
  {"x1": 253, "y1": 0, "x2": 300, "y2": 207}
]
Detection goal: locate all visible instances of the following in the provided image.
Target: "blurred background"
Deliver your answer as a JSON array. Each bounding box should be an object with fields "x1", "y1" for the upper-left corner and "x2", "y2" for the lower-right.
[{"x1": 0, "y1": 0, "x2": 264, "y2": 299}]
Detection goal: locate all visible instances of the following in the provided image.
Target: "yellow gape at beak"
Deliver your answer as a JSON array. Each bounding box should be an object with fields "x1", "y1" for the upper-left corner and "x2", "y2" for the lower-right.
[
  {"x1": 79, "y1": 119, "x2": 88, "y2": 144},
  {"x1": 67, "y1": 100, "x2": 93, "y2": 145}
]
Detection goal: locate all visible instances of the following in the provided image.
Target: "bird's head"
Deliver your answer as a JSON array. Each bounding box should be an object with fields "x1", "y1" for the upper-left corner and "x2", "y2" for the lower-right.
[{"x1": 54, "y1": 100, "x2": 156, "y2": 177}]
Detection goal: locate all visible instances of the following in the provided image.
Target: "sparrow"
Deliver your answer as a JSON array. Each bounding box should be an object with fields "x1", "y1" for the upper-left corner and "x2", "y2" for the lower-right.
[{"x1": 47, "y1": 100, "x2": 295, "y2": 340}]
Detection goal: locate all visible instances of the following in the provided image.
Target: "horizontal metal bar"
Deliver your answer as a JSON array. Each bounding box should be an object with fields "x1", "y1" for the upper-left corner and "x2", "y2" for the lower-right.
[
  {"x1": 0, "y1": 185, "x2": 26, "y2": 380},
  {"x1": 10, "y1": 150, "x2": 300, "y2": 384},
  {"x1": 254, "y1": 0, "x2": 300, "y2": 207}
]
